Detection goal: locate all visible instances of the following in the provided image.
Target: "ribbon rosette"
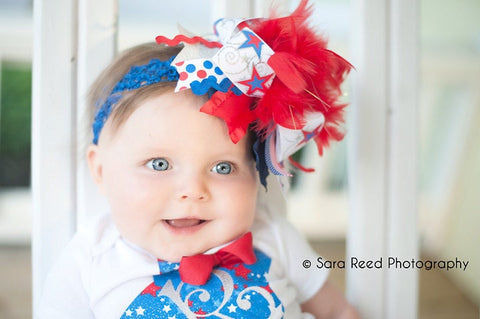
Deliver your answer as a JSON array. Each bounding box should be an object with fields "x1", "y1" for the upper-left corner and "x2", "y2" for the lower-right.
[{"x1": 170, "y1": 19, "x2": 276, "y2": 98}]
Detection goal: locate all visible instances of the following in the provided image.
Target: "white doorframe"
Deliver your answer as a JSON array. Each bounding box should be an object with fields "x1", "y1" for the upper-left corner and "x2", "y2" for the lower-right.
[
  {"x1": 32, "y1": 0, "x2": 117, "y2": 313},
  {"x1": 347, "y1": 0, "x2": 419, "y2": 318},
  {"x1": 32, "y1": 0, "x2": 78, "y2": 313}
]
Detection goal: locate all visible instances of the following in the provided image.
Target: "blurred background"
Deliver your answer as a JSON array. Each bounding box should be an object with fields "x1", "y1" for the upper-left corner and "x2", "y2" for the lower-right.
[{"x1": 0, "y1": 0, "x2": 479, "y2": 317}]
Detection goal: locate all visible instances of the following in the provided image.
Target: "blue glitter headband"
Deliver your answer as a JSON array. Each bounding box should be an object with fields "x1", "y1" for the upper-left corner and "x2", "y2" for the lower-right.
[
  {"x1": 92, "y1": 57, "x2": 179, "y2": 144},
  {"x1": 91, "y1": 55, "x2": 239, "y2": 145}
]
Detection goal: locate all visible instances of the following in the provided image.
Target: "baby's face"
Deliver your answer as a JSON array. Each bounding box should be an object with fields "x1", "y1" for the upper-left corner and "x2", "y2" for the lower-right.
[{"x1": 89, "y1": 90, "x2": 258, "y2": 262}]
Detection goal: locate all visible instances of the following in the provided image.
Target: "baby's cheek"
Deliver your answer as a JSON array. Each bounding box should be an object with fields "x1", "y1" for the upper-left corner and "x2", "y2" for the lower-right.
[{"x1": 230, "y1": 199, "x2": 256, "y2": 226}]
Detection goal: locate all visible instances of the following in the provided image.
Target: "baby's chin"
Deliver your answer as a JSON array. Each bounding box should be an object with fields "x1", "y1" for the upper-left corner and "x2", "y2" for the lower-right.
[
  {"x1": 144, "y1": 230, "x2": 250, "y2": 262},
  {"x1": 150, "y1": 243, "x2": 217, "y2": 263}
]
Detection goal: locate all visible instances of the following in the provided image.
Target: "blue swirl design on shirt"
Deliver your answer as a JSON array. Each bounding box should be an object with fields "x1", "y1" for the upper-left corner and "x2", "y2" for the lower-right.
[{"x1": 120, "y1": 250, "x2": 284, "y2": 318}]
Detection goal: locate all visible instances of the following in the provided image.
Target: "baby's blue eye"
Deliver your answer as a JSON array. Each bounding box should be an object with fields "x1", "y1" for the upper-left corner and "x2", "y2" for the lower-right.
[
  {"x1": 147, "y1": 158, "x2": 169, "y2": 171},
  {"x1": 212, "y1": 162, "x2": 232, "y2": 175}
]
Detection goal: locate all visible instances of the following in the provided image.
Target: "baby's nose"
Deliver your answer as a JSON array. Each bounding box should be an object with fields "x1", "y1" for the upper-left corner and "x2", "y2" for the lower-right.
[
  {"x1": 177, "y1": 176, "x2": 210, "y2": 201},
  {"x1": 179, "y1": 190, "x2": 207, "y2": 201}
]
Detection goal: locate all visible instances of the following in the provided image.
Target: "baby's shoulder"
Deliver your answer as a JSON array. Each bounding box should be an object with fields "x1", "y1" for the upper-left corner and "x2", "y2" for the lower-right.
[
  {"x1": 252, "y1": 205, "x2": 294, "y2": 243},
  {"x1": 252, "y1": 206, "x2": 295, "y2": 259},
  {"x1": 67, "y1": 212, "x2": 119, "y2": 259}
]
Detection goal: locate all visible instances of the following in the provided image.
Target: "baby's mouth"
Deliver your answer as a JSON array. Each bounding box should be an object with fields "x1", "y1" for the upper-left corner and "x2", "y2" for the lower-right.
[{"x1": 164, "y1": 219, "x2": 206, "y2": 228}]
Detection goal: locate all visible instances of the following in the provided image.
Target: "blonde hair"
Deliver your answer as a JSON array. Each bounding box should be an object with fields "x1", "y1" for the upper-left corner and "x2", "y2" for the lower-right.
[{"x1": 87, "y1": 43, "x2": 183, "y2": 142}]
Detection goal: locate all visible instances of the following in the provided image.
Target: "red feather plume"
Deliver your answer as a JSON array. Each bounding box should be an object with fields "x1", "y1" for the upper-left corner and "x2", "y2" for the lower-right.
[{"x1": 248, "y1": 0, "x2": 352, "y2": 155}]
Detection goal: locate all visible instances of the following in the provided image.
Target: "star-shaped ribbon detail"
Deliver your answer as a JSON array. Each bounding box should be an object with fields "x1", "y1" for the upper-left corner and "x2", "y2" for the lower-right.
[
  {"x1": 239, "y1": 30, "x2": 265, "y2": 58},
  {"x1": 238, "y1": 66, "x2": 274, "y2": 96}
]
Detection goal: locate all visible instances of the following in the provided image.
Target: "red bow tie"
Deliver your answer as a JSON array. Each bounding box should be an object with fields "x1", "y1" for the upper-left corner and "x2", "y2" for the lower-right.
[{"x1": 179, "y1": 232, "x2": 256, "y2": 285}]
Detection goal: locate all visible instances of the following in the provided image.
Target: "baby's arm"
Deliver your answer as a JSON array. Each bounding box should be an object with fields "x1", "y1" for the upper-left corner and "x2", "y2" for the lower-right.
[{"x1": 301, "y1": 279, "x2": 360, "y2": 319}]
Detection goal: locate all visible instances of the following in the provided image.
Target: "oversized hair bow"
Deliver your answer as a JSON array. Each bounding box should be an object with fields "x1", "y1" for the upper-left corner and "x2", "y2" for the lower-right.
[{"x1": 156, "y1": 0, "x2": 352, "y2": 184}]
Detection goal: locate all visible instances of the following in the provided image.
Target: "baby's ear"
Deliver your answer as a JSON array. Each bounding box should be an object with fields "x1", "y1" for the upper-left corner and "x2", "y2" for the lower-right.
[{"x1": 86, "y1": 144, "x2": 105, "y2": 195}]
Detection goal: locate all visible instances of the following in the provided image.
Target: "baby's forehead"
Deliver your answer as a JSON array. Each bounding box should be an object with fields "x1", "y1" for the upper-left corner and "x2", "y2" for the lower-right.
[
  {"x1": 127, "y1": 89, "x2": 211, "y2": 124},
  {"x1": 99, "y1": 87, "x2": 202, "y2": 139},
  {"x1": 110, "y1": 90, "x2": 251, "y2": 152}
]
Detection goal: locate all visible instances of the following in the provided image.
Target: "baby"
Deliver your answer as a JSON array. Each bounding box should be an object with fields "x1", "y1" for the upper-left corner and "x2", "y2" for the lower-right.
[{"x1": 38, "y1": 1, "x2": 359, "y2": 318}]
